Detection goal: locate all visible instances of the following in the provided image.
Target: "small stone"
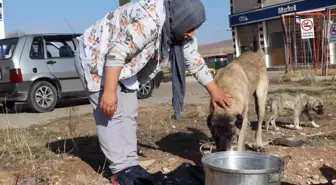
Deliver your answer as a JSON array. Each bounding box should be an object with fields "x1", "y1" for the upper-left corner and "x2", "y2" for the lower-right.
[
  {"x1": 17, "y1": 178, "x2": 36, "y2": 185},
  {"x1": 168, "y1": 158, "x2": 176, "y2": 162},
  {"x1": 139, "y1": 160, "x2": 156, "y2": 169},
  {"x1": 311, "y1": 180, "x2": 319, "y2": 184},
  {"x1": 162, "y1": 167, "x2": 170, "y2": 173},
  {"x1": 311, "y1": 175, "x2": 319, "y2": 181},
  {"x1": 299, "y1": 132, "x2": 306, "y2": 136},
  {"x1": 303, "y1": 167, "x2": 309, "y2": 171},
  {"x1": 298, "y1": 179, "x2": 306, "y2": 185},
  {"x1": 319, "y1": 178, "x2": 328, "y2": 184},
  {"x1": 328, "y1": 114, "x2": 333, "y2": 116},
  {"x1": 311, "y1": 161, "x2": 319, "y2": 167},
  {"x1": 171, "y1": 125, "x2": 176, "y2": 129},
  {"x1": 271, "y1": 132, "x2": 275, "y2": 135}
]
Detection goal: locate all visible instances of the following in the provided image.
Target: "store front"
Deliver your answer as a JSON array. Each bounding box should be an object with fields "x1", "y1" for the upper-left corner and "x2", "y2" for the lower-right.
[
  {"x1": 229, "y1": 0, "x2": 336, "y2": 68},
  {"x1": 237, "y1": 24, "x2": 260, "y2": 54},
  {"x1": 267, "y1": 19, "x2": 286, "y2": 66}
]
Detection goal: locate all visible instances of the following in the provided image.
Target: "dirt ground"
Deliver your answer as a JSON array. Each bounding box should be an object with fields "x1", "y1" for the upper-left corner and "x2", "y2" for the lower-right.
[{"x1": 1, "y1": 83, "x2": 336, "y2": 185}]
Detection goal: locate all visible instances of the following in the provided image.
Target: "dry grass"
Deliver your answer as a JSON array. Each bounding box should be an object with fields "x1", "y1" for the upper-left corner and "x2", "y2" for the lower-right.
[
  {"x1": 0, "y1": 107, "x2": 109, "y2": 185},
  {"x1": 0, "y1": 86, "x2": 336, "y2": 184}
]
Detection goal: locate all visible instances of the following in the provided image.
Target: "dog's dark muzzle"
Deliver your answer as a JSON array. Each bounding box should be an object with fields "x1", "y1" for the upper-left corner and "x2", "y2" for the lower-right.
[{"x1": 317, "y1": 109, "x2": 324, "y2": 115}]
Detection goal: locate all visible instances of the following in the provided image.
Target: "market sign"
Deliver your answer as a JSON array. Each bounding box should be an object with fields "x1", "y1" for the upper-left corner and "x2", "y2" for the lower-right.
[
  {"x1": 278, "y1": 5, "x2": 297, "y2": 15},
  {"x1": 229, "y1": 0, "x2": 336, "y2": 27}
]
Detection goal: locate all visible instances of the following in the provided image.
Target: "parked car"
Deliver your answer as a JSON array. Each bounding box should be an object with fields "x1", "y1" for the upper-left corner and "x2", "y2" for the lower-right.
[{"x1": 0, "y1": 33, "x2": 163, "y2": 113}]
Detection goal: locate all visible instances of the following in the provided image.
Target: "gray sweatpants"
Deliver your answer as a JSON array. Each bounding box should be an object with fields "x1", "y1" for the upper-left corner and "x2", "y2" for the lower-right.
[{"x1": 74, "y1": 52, "x2": 139, "y2": 174}]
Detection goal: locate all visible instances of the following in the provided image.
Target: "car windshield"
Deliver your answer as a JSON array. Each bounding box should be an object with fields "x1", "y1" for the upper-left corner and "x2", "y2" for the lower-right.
[{"x1": 0, "y1": 38, "x2": 18, "y2": 60}]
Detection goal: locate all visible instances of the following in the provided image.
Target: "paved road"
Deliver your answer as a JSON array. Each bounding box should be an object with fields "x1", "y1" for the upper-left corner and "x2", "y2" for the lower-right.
[
  {"x1": 0, "y1": 75, "x2": 325, "y2": 129},
  {"x1": 0, "y1": 79, "x2": 209, "y2": 129}
]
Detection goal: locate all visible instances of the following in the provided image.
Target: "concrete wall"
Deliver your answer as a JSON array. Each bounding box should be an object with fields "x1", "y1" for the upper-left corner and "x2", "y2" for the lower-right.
[
  {"x1": 263, "y1": 0, "x2": 297, "y2": 7},
  {"x1": 232, "y1": 0, "x2": 297, "y2": 14},
  {"x1": 232, "y1": 0, "x2": 260, "y2": 14}
]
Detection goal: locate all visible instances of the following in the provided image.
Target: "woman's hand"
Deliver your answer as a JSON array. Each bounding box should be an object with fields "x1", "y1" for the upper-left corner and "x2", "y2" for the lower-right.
[
  {"x1": 100, "y1": 91, "x2": 118, "y2": 118},
  {"x1": 210, "y1": 89, "x2": 232, "y2": 110},
  {"x1": 100, "y1": 66, "x2": 123, "y2": 118},
  {"x1": 205, "y1": 81, "x2": 232, "y2": 110}
]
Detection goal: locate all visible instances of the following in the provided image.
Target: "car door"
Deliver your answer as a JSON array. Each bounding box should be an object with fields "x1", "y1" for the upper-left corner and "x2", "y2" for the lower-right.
[{"x1": 43, "y1": 35, "x2": 84, "y2": 95}]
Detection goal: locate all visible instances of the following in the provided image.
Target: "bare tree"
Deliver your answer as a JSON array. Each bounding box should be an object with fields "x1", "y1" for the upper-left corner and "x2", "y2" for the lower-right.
[{"x1": 6, "y1": 30, "x2": 26, "y2": 38}]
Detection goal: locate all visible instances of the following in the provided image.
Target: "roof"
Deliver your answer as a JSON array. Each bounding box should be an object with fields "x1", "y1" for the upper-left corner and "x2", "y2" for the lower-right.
[
  {"x1": 12, "y1": 33, "x2": 82, "y2": 39},
  {"x1": 198, "y1": 39, "x2": 234, "y2": 58}
]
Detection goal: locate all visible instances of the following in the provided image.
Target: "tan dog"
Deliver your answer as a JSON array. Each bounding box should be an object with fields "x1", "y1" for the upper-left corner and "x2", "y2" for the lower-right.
[
  {"x1": 266, "y1": 93, "x2": 324, "y2": 131},
  {"x1": 207, "y1": 49, "x2": 269, "y2": 152}
]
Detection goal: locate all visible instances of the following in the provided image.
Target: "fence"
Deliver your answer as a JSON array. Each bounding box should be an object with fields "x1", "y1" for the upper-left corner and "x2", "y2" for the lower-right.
[{"x1": 281, "y1": 7, "x2": 336, "y2": 76}]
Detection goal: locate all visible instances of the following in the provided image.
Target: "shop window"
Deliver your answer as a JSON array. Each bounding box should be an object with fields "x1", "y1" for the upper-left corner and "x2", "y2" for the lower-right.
[
  {"x1": 268, "y1": 31, "x2": 286, "y2": 66},
  {"x1": 269, "y1": 32, "x2": 284, "y2": 49},
  {"x1": 240, "y1": 37, "x2": 259, "y2": 54}
]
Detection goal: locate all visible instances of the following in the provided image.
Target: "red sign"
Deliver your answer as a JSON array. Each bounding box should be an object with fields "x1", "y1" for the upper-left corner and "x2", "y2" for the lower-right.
[
  {"x1": 301, "y1": 19, "x2": 314, "y2": 31},
  {"x1": 330, "y1": 25, "x2": 336, "y2": 36}
]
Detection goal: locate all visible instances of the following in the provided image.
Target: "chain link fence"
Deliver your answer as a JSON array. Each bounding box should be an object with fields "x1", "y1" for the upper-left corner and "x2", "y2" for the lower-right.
[{"x1": 282, "y1": 8, "x2": 336, "y2": 77}]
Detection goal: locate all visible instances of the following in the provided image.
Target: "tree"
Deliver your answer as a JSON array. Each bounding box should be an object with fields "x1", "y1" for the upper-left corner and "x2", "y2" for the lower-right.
[{"x1": 6, "y1": 30, "x2": 26, "y2": 38}]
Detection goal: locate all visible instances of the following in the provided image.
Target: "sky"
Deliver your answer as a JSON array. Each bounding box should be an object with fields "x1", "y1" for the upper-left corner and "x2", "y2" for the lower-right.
[{"x1": 4, "y1": 0, "x2": 232, "y2": 45}]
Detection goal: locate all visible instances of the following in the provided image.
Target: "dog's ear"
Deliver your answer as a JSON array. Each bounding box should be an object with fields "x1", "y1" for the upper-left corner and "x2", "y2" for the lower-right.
[
  {"x1": 207, "y1": 114, "x2": 213, "y2": 128},
  {"x1": 316, "y1": 99, "x2": 324, "y2": 107},
  {"x1": 307, "y1": 97, "x2": 316, "y2": 109},
  {"x1": 235, "y1": 114, "x2": 243, "y2": 129}
]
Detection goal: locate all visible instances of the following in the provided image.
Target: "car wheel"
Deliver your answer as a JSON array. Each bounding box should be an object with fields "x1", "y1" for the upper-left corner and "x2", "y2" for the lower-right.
[
  {"x1": 27, "y1": 81, "x2": 58, "y2": 113},
  {"x1": 137, "y1": 80, "x2": 154, "y2": 99}
]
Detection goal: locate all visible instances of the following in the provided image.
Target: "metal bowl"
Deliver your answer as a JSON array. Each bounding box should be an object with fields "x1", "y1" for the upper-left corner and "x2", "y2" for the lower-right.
[{"x1": 202, "y1": 151, "x2": 283, "y2": 174}]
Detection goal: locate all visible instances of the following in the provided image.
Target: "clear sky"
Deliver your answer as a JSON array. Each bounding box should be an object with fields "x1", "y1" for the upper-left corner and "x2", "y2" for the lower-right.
[{"x1": 4, "y1": 0, "x2": 232, "y2": 44}]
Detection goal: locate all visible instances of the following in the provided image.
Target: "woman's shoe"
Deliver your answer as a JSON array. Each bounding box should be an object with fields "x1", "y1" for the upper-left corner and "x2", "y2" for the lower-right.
[{"x1": 111, "y1": 165, "x2": 151, "y2": 185}]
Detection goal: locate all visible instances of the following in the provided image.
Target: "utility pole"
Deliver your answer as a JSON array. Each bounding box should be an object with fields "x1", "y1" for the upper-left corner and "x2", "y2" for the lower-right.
[{"x1": 119, "y1": 0, "x2": 131, "y2": 6}]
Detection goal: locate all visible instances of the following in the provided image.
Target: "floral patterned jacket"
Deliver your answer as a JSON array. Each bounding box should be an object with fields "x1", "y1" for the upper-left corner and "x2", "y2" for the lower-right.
[{"x1": 76, "y1": 0, "x2": 213, "y2": 92}]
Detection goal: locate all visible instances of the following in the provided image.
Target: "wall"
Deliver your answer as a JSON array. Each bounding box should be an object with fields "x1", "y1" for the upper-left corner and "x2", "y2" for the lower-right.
[
  {"x1": 232, "y1": 0, "x2": 260, "y2": 14},
  {"x1": 262, "y1": 0, "x2": 297, "y2": 7},
  {"x1": 232, "y1": 0, "x2": 298, "y2": 14}
]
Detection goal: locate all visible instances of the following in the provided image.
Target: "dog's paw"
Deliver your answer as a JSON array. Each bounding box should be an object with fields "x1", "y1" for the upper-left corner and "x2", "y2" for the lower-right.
[
  {"x1": 253, "y1": 145, "x2": 266, "y2": 153},
  {"x1": 288, "y1": 124, "x2": 302, "y2": 130},
  {"x1": 311, "y1": 121, "x2": 320, "y2": 128},
  {"x1": 288, "y1": 124, "x2": 295, "y2": 129},
  {"x1": 295, "y1": 126, "x2": 303, "y2": 130}
]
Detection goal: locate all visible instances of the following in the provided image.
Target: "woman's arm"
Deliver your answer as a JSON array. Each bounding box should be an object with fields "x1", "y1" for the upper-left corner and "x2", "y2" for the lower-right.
[
  {"x1": 101, "y1": 17, "x2": 158, "y2": 117},
  {"x1": 183, "y1": 38, "x2": 231, "y2": 109}
]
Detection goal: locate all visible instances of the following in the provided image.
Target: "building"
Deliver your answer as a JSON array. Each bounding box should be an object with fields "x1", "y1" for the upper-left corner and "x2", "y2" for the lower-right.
[
  {"x1": 198, "y1": 39, "x2": 234, "y2": 70},
  {"x1": 229, "y1": 0, "x2": 336, "y2": 69}
]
